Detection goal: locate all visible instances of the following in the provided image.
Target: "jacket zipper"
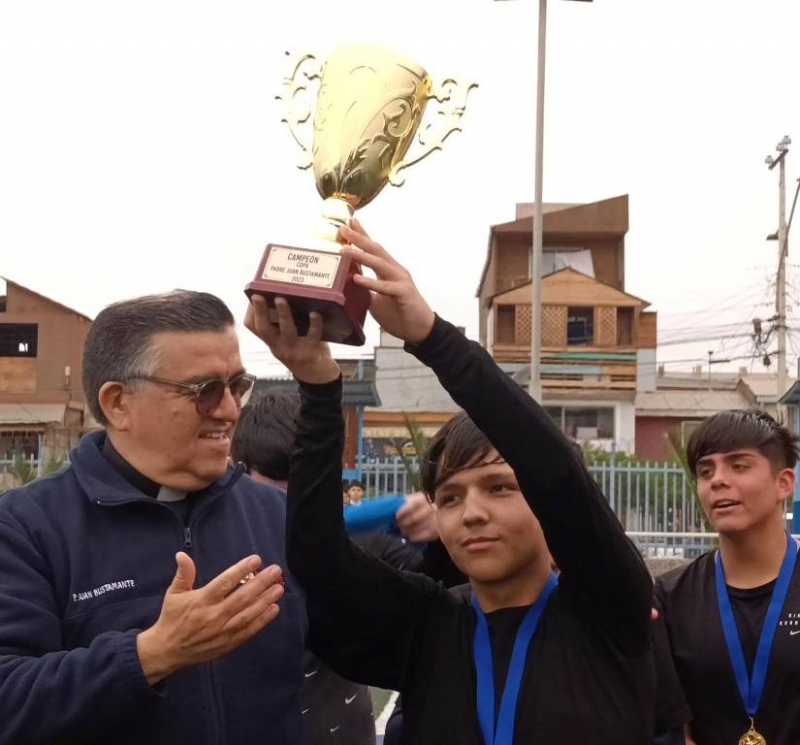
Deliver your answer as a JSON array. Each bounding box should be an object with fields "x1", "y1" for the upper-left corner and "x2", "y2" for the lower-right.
[
  {"x1": 95, "y1": 489, "x2": 234, "y2": 744},
  {"x1": 96, "y1": 497, "x2": 195, "y2": 553}
]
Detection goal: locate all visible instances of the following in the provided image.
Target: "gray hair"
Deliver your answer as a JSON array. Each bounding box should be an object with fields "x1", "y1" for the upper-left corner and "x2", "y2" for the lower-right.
[{"x1": 82, "y1": 290, "x2": 235, "y2": 425}]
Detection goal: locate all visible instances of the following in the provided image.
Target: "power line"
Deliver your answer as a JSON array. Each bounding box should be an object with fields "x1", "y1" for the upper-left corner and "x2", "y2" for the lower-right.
[{"x1": 656, "y1": 280, "x2": 772, "y2": 332}]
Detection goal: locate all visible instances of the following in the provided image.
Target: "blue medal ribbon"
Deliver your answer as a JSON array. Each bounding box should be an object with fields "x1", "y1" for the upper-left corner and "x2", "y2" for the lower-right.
[
  {"x1": 471, "y1": 571, "x2": 558, "y2": 745},
  {"x1": 714, "y1": 532, "x2": 797, "y2": 718}
]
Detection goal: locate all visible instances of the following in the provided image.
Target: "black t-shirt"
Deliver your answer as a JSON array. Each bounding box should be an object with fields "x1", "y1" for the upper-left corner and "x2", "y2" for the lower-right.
[
  {"x1": 288, "y1": 317, "x2": 666, "y2": 745},
  {"x1": 656, "y1": 551, "x2": 800, "y2": 745},
  {"x1": 480, "y1": 594, "x2": 687, "y2": 737},
  {"x1": 383, "y1": 596, "x2": 689, "y2": 745},
  {"x1": 650, "y1": 600, "x2": 692, "y2": 736},
  {"x1": 727, "y1": 580, "x2": 775, "y2": 677},
  {"x1": 299, "y1": 650, "x2": 376, "y2": 745},
  {"x1": 473, "y1": 585, "x2": 687, "y2": 738},
  {"x1": 485, "y1": 605, "x2": 527, "y2": 717}
]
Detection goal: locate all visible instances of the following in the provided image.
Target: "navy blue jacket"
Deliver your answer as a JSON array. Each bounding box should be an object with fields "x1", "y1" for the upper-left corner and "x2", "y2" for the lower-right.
[{"x1": 0, "y1": 430, "x2": 307, "y2": 745}]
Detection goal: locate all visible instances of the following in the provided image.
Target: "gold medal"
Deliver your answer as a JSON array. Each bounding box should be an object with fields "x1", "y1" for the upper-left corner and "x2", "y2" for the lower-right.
[{"x1": 739, "y1": 717, "x2": 766, "y2": 745}]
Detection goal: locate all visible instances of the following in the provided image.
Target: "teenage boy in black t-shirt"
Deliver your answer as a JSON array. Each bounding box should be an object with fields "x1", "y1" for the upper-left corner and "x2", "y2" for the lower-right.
[
  {"x1": 656, "y1": 410, "x2": 800, "y2": 745},
  {"x1": 245, "y1": 222, "x2": 666, "y2": 744}
]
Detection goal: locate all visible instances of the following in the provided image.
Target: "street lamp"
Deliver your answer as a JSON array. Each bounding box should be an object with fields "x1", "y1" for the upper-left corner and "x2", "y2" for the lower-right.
[{"x1": 495, "y1": 0, "x2": 594, "y2": 402}]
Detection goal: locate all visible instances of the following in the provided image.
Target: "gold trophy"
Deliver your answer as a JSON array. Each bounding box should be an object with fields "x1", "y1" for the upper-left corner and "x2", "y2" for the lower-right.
[{"x1": 245, "y1": 44, "x2": 476, "y2": 345}]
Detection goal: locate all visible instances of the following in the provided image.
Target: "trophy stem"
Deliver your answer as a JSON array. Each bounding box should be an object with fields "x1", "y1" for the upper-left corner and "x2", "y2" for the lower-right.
[{"x1": 319, "y1": 197, "x2": 354, "y2": 239}]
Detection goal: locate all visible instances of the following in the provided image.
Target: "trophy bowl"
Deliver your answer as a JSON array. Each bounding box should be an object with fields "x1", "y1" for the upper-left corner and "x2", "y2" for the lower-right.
[{"x1": 245, "y1": 44, "x2": 475, "y2": 346}]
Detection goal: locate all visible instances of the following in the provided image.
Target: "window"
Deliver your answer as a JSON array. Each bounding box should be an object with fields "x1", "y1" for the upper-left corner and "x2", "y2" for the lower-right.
[
  {"x1": 567, "y1": 307, "x2": 593, "y2": 346},
  {"x1": 496, "y1": 306, "x2": 515, "y2": 344},
  {"x1": 680, "y1": 420, "x2": 703, "y2": 448},
  {"x1": 545, "y1": 406, "x2": 615, "y2": 440},
  {"x1": 0, "y1": 430, "x2": 39, "y2": 459},
  {"x1": 617, "y1": 307, "x2": 633, "y2": 345},
  {"x1": 565, "y1": 408, "x2": 615, "y2": 440},
  {"x1": 541, "y1": 248, "x2": 595, "y2": 278},
  {"x1": 0, "y1": 324, "x2": 38, "y2": 357}
]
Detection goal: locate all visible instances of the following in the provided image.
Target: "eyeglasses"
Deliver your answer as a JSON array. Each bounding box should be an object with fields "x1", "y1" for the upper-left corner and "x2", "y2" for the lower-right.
[{"x1": 129, "y1": 372, "x2": 256, "y2": 417}]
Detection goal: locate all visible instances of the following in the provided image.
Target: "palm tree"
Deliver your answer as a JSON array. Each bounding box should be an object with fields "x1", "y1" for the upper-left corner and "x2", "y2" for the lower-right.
[
  {"x1": 666, "y1": 428, "x2": 712, "y2": 533},
  {"x1": 390, "y1": 413, "x2": 431, "y2": 493}
]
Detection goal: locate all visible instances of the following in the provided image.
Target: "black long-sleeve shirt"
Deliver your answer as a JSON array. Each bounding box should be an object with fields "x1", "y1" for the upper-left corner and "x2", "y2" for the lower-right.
[{"x1": 287, "y1": 316, "x2": 659, "y2": 744}]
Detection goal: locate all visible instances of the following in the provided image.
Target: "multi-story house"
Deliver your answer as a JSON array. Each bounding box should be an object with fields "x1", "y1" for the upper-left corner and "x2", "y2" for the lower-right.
[
  {"x1": 0, "y1": 278, "x2": 91, "y2": 464},
  {"x1": 477, "y1": 195, "x2": 657, "y2": 453}
]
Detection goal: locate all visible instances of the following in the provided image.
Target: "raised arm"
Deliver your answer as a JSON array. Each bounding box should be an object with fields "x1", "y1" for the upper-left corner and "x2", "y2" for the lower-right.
[
  {"x1": 340, "y1": 221, "x2": 652, "y2": 653},
  {"x1": 244, "y1": 296, "x2": 444, "y2": 689}
]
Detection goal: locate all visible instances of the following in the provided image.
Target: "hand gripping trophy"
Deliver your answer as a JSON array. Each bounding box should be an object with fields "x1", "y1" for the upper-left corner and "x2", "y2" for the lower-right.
[{"x1": 245, "y1": 44, "x2": 476, "y2": 345}]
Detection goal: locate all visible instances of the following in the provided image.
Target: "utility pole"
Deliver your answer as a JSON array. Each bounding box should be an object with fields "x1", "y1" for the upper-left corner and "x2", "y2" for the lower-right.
[
  {"x1": 529, "y1": 0, "x2": 548, "y2": 403},
  {"x1": 492, "y1": 0, "x2": 594, "y2": 401},
  {"x1": 778, "y1": 142, "x2": 788, "y2": 398},
  {"x1": 766, "y1": 135, "x2": 791, "y2": 400}
]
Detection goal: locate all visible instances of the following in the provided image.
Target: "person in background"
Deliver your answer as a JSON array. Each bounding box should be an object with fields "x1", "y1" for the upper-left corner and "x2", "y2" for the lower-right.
[
  {"x1": 657, "y1": 410, "x2": 800, "y2": 745},
  {"x1": 347, "y1": 480, "x2": 366, "y2": 506}
]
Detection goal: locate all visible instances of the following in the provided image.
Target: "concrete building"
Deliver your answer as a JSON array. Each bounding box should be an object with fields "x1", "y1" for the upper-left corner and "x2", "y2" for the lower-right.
[
  {"x1": 363, "y1": 328, "x2": 459, "y2": 459},
  {"x1": 635, "y1": 368, "x2": 795, "y2": 461}
]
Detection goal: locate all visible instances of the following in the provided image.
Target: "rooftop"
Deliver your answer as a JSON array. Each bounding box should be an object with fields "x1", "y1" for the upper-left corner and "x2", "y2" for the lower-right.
[{"x1": 254, "y1": 377, "x2": 381, "y2": 407}]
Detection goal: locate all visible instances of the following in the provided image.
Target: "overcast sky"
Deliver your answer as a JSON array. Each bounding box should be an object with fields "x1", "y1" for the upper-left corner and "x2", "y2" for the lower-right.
[{"x1": 1, "y1": 0, "x2": 799, "y2": 378}]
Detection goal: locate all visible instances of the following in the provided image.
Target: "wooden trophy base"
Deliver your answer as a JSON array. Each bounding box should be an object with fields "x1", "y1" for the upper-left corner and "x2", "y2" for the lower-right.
[{"x1": 244, "y1": 243, "x2": 370, "y2": 346}]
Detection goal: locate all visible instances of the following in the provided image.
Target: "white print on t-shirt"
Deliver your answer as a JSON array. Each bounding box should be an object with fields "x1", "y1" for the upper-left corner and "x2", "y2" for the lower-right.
[
  {"x1": 778, "y1": 611, "x2": 800, "y2": 632},
  {"x1": 72, "y1": 578, "x2": 136, "y2": 602}
]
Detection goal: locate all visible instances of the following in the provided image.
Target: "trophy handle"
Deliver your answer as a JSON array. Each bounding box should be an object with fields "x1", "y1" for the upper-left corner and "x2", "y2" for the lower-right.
[
  {"x1": 388, "y1": 78, "x2": 478, "y2": 187},
  {"x1": 275, "y1": 51, "x2": 323, "y2": 170}
]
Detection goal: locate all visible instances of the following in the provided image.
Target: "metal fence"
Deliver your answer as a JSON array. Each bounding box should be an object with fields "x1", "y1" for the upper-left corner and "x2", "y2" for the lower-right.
[
  {"x1": 590, "y1": 461, "x2": 702, "y2": 532},
  {"x1": 590, "y1": 461, "x2": 714, "y2": 559},
  {"x1": 0, "y1": 453, "x2": 57, "y2": 494},
  {"x1": 352, "y1": 456, "x2": 780, "y2": 559},
  {"x1": 356, "y1": 457, "x2": 698, "y2": 524},
  {"x1": 1, "y1": 454, "x2": 785, "y2": 560},
  {"x1": 0, "y1": 454, "x2": 45, "y2": 492}
]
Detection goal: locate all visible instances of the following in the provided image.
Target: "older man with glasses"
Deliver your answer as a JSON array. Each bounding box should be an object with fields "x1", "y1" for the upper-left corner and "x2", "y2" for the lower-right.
[{"x1": 0, "y1": 290, "x2": 306, "y2": 745}]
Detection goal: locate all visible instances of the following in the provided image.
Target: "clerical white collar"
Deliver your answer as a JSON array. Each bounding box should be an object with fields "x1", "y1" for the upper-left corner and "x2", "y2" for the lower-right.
[{"x1": 157, "y1": 486, "x2": 187, "y2": 503}]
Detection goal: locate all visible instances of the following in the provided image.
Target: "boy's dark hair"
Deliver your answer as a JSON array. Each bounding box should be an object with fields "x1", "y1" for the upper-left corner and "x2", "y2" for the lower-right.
[
  {"x1": 686, "y1": 409, "x2": 800, "y2": 476},
  {"x1": 230, "y1": 387, "x2": 300, "y2": 481},
  {"x1": 348, "y1": 480, "x2": 366, "y2": 490},
  {"x1": 421, "y1": 411, "x2": 503, "y2": 500}
]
